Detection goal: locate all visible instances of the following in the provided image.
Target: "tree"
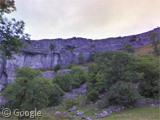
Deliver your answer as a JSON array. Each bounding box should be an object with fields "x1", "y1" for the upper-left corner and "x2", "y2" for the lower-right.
[
  {"x1": 149, "y1": 32, "x2": 160, "y2": 55},
  {"x1": 53, "y1": 73, "x2": 71, "y2": 92},
  {"x1": 50, "y1": 43, "x2": 55, "y2": 51},
  {"x1": 86, "y1": 50, "x2": 143, "y2": 104},
  {"x1": 106, "y1": 81, "x2": 141, "y2": 106},
  {"x1": 54, "y1": 64, "x2": 60, "y2": 72},
  {"x1": 123, "y1": 42, "x2": 134, "y2": 53},
  {"x1": 0, "y1": 0, "x2": 30, "y2": 58},
  {"x1": 2, "y1": 66, "x2": 64, "y2": 110},
  {"x1": 0, "y1": 0, "x2": 16, "y2": 14},
  {"x1": 135, "y1": 54, "x2": 160, "y2": 98},
  {"x1": 78, "y1": 52, "x2": 84, "y2": 64},
  {"x1": 87, "y1": 51, "x2": 95, "y2": 62},
  {"x1": 102, "y1": 51, "x2": 142, "y2": 90},
  {"x1": 69, "y1": 66, "x2": 87, "y2": 89}
]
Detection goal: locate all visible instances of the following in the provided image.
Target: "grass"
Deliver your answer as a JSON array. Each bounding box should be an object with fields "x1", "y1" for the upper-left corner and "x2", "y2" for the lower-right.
[
  {"x1": 98, "y1": 106, "x2": 160, "y2": 120},
  {"x1": 39, "y1": 62, "x2": 91, "y2": 72},
  {"x1": 134, "y1": 42, "x2": 160, "y2": 58},
  {"x1": 39, "y1": 105, "x2": 160, "y2": 120},
  {"x1": 134, "y1": 43, "x2": 154, "y2": 56}
]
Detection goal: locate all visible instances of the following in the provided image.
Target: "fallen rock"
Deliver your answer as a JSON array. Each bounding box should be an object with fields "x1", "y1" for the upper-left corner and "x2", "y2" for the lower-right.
[
  {"x1": 68, "y1": 106, "x2": 77, "y2": 112},
  {"x1": 55, "y1": 111, "x2": 61, "y2": 115},
  {"x1": 81, "y1": 116, "x2": 93, "y2": 120},
  {"x1": 76, "y1": 110, "x2": 84, "y2": 116}
]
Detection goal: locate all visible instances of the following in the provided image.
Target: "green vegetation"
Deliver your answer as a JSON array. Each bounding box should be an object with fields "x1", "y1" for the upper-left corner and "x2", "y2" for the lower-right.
[
  {"x1": 149, "y1": 32, "x2": 160, "y2": 55},
  {"x1": 0, "y1": 0, "x2": 30, "y2": 58},
  {"x1": 135, "y1": 54, "x2": 160, "y2": 98},
  {"x1": 50, "y1": 43, "x2": 55, "y2": 51},
  {"x1": 54, "y1": 64, "x2": 61, "y2": 72},
  {"x1": 78, "y1": 52, "x2": 85, "y2": 64},
  {"x1": 98, "y1": 106, "x2": 160, "y2": 120},
  {"x1": 53, "y1": 66, "x2": 87, "y2": 92},
  {"x1": 86, "y1": 50, "x2": 159, "y2": 107},
  {"x1": 130, "y1": 36, "x2": 136, "y2": 42},
  {"x1": 123, "y1": 42, "x2": 134, "y2": 53},
  {"x1": 2, "y1": 66, "x2": 64, "y2": 110}
]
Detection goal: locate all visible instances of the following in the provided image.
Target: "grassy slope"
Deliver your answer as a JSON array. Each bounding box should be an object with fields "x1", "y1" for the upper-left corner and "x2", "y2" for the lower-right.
[
  {"x1": 134, "y1": 43, "x2": 154, "y2": 56},
  {"x1": 98, "y1": 106, "x2": 160, "y2": 120}
]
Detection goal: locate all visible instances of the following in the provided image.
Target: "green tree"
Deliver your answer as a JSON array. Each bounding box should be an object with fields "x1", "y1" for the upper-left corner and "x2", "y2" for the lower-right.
[
  {"x1": 87, "y1": 51, "x2": 95, "y2": 62},
  {"x1": 135, "y1": 54, "x2": 160, "y2": 98},
  {"x1": 69, "y1": 66, "x2": 87, "y2": 89},
  {"x1": 0, "y1": 0, "x2": 30, "y2": 58},
  {"x1": 87, "y1": 91, "x2": 99, "y2": 102},
  {"x1": 95, "y1": 71, "x2": 105, "y2": 93},
  {"x1": 0, "y1": 0, "x2": 16, "y2": 14},
  {"x1": 87, "y1": 50, "x2": 142, "y2": 104},
  {"x1": 149, "y1": 32, "x2": 160, "y2": 55},
  {"x1": 54, "y1": 64, "x2": 60, "y2": 72},
  {"x1": 2, "y1": 66, "x2": 63, "y2": 110},
  {"x1": 53, "y1": 73, "x2": 71, "y2": 92},
  {"x1": 106, "y1": 81, "x2": 142, "y2": 106},
  {"x1": 78, "y1": 52, "x2": 84, "y2": 64},
  {"x1": 50, "y1": 43, "x2": 55, "y2": 51},
  {"x1": 103, "y1": 51, "x2": 142, "y2": 90},
  {"x1": 123, "y1": 42, "x2": 134, "y2": 53}
]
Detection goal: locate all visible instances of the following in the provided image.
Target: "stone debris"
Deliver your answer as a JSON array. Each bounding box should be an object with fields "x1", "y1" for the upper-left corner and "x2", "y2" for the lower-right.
[
  {"x1": 55, "y1": 111, "x2": 61, "y2": 115},
  {"x1": 95, "y1": 105, "x2": 125, "y2": 118},
  {"x1": 81, "y1": 116, "x2": 93, "y2": 120},
  {"x1": 68, "y1": 106, "x2": 77, "y2": 112},
  {"x1": 63, "y1": 83, "x2": 87, "y2": 99},
  {"x1": 76, "y1": 110, "x2": 84, "y2": 116}
]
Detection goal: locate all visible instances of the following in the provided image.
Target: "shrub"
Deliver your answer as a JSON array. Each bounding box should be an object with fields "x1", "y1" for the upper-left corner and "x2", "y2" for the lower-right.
[
  {"x1": 69, "y1": 67, "x2": 87, "y2": 89},
  {"x1": 64, "y1": 98, "x2": 76, "y2": 110},
  {"x1": 149, "y1": 32, "x2": 160, "y2": 55},
  {"x1": 53, "y1": 73, "x2": 71, "y2": 92},
  {"x1": 50, "y1": 43, "x2": 55, "y2": 50},
  {"x1": 87, "y1": 91, "x2": 99, "y2": 102},
  {"x1": 106, "y1": 81, "x2": 142, "y2": 107},
  {"x1": 103, "y1": 51, "x2": 142, "y2": 91},
  {"x1": 135, "y1": 54, "x2": 160, "y2": 98},
  {"x1": 54, "y1": 64, "x2": 61, "y2": 72},
  {"x1": 2, "y1": 66, "x2": 63, "y2": 110},
  {"x1": 95, "y1": 71, "x2": 105, "y2": 93},
  {"x1": 123, "y1": 42, "x2": 134, "y2": 53},
  {"x1": 78, "y1": 52, "x2": 84, "y2": 64},
  {"x1": 130, "y1": 36, "x2": 136, "y2": 42},
  {"x1": 87, "y1": 51, "x2": 95, "y2": 62}
]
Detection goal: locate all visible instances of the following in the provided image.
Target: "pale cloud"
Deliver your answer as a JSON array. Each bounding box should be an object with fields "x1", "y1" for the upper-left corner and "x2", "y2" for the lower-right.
[{"x1": 6, "y1": 0, "x2": 160, "y2": 39}]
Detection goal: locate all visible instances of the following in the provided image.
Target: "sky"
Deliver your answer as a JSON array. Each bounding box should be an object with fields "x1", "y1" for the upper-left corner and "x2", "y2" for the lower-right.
[{"x1": 6, "y1": 0, "x2": 160, "y2": 40}]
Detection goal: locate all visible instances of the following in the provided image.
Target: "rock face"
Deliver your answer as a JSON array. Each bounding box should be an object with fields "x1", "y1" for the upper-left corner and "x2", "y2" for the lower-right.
[{"x1": 0, "y1": 28, "x2": 159, "y2": 105}]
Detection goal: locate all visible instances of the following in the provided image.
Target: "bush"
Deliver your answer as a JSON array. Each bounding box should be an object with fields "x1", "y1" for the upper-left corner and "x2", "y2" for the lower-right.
[
  {"x1": 64, "y1": 98, "x2": 77, "y2": 110},
  {"x1": 69, "y1": 66, "x2": 87, "y2": 89},
  {"x1": 87, "y1": 91, "x2": 99, "y2": 102},
  {"x1": 53, "y1": 73, "x2": 71, "y2": 92},
  {"x1": 123, "y1": 42, "x2": 134, "y2": 53},
  {"x1": 50, "y1": 43, "x2": 55, "y2": 50},
  {"x1": 78, "y1": 52, "x2": 84, "y2": 64},
  {"x1": 130, "y1": 36, "x2": 136, "y2": 42},
  {"x1": 102, "y1": 51, "x2": 142, "y2": 91},
  {"x1": 87, "y1": 51, "x2": 95, "y2": 62},
  {"x1": 106, "y1": 81, "x2": 142, "y2": 107},
  {"x1": 54, "y1": 64, "x2": 61, "y2": 72},
  {"x1": 135, "y1": 55, "x2": 160, "y2": 98},
  {"x1": 2, "y1": 66, "x2": 63, "y2": 110}
]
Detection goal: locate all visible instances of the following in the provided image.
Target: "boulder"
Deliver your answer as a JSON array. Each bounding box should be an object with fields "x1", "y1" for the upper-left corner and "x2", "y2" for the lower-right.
[
  {"x1": 68, "y1": 106, "x2": 76, "y2": 112},
  {"x1": 76, "y1": 110, "x2": 84, "y2": 116}
]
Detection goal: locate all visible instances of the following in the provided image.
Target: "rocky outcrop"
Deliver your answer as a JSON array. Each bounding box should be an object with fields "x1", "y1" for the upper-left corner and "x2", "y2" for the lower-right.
[{"x1": 0, "y1": 27, "x2": 159, "y2": 105}]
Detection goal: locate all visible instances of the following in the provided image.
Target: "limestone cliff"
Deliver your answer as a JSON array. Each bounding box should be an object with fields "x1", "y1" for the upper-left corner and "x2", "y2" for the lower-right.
[{"x1": 0, "y1": 27, "x2": 159, "y2": 104}]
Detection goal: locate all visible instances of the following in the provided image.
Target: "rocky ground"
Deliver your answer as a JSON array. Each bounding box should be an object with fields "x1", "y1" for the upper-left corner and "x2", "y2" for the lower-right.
[{"x1": 52, "y1": 83, "x2": 160, "y2": 120}]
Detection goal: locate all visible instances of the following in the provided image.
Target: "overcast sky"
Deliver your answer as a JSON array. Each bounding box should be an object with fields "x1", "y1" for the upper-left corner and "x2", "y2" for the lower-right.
[{"x1": 6, "y1": 0, "x2": 160, "y2": 40}]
